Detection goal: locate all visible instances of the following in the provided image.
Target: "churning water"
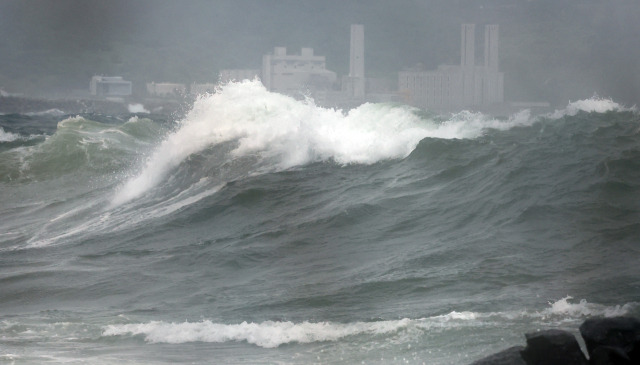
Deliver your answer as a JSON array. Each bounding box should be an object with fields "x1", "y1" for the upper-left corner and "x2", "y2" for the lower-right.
[{"x1": 1, "y1": 80, "x2": 639, "y2": 364}]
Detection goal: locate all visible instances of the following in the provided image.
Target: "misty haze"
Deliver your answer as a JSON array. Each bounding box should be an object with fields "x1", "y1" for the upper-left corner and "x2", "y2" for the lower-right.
[{"x1": 1, "y1": 1, "x2": 639, "y2": 364}]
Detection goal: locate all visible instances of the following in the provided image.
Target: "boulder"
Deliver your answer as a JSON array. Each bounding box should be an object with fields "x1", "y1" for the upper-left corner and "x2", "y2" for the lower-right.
[
  {"x1": 520, "y1": 329, "x2": 588, "y2": 365},
  {"x1": 471, "y1": 346, "x2": 526, "y2": 365},
  {"x1": 579, "y1": 317, "x2": 640, "y2": 365}
]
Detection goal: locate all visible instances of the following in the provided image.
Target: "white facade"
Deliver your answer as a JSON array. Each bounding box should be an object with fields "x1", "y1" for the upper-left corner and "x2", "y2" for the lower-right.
[
  {"x1": 90, "y1": 76, "x2": 132, "y2": 97},
  {"x1": 262, "y1": 47, "x2": 336, "y2": 95},
  {"x1": 399, "y1": 24, "x2": 504, "y2": 111}
]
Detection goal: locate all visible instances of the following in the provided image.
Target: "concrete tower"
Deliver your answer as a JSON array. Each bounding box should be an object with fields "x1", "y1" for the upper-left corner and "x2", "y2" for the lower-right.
[
  {"x1": 484, "y1": 24, "x2": 499, "y2": 71},
  {"x1": 461, "y1": 24, "x2": 475, "y2": 69},
  {"x1": 349, "y1": 24, "x2": 365, "y2": 98}
]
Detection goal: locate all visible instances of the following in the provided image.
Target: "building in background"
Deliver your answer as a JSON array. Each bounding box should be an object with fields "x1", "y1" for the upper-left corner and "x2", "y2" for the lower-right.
[
  {"x1": 398, "y1": 24, "x2": 504, "y2": 111},
  {"x1": 342, "y1": 24, "x2": 365, "y2": 99},
  {"x1": 261, "y1": 47, "x2": 337, "y2": 96},
  {"x1": 219, "y1": 69, "x2": 261, "y2": 84},
  {"x1": 90, "y1": 76, "x2": 132, "y2": 97},
  {"x1": 190, "y1": 82, "x2": 218, "y2": 95},
  {"x1": 146, "y1": 82, "x2": 186, "y2": 97}
]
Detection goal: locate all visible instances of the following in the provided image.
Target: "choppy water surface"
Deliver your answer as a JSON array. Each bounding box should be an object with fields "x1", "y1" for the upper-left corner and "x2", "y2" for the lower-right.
[{"x1": 1, "y1": 81, "x2": 639, "y2": 364}]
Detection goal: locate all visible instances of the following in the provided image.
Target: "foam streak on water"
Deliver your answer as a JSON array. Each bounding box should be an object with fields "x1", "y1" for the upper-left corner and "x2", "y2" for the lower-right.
[{"x1": 100, "y1": 297, "x2": 637, "y2": 348}]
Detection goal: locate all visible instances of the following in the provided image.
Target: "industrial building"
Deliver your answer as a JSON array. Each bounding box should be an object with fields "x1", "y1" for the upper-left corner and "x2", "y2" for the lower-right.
[
  {"x1": 398, "y1": 24, "x2": 504, "y2": 111},
  {"x1": 90, "y1": 76, "x2": 132, "y2": 97},
  {"x1": 261, "y1": 47, "x2": 337, "y2": 96}
]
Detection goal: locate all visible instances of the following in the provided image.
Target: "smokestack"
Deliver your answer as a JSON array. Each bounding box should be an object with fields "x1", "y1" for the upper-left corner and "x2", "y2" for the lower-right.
[
  {"x1": 461, "y1": 24, "x2": 475, "y2": 69},
  {"x1": 349, "y1": 24, "x2": 365, "y2": 98},
  {"x1": 484, "y1": 24, "x2": 499, "y2": 70}
]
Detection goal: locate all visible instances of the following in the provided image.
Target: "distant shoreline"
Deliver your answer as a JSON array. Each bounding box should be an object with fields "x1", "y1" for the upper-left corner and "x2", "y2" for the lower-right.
[{"x1": 0, "y1": 95, "x2": 187, "y2": 116}]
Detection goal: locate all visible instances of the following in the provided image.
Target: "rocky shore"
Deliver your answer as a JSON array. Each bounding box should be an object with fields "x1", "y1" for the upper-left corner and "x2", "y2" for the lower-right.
[{"x1": 471, "y1": 317, "x2": 640, "y2": 365}]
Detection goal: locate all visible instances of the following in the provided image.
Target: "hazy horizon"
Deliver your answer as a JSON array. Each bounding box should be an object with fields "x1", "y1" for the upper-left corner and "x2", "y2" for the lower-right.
[{"x1": 1, "y1": 0, "x2": 639, "y2": 106}]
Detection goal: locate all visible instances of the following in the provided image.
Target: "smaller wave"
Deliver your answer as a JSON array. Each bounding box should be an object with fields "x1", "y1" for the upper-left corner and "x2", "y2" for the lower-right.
[
  {"x1": 101, "y1": 297, "x2": 637, "y2": 348},
  {"x1": 0, "y1": 127, "x2": 21, "y2": 142},
  {"x1": 25, "y1": 108, "x2": 66, "y2": 117},
  {"x1": 102, "y1": 319, "x2": 411, "y2": 348},
  {"x1": 548, "y1": 96, "x2": 633, "y2": 119},
  {"x1": 542, "y1": 296, "x2": 636, "y2": 318}
]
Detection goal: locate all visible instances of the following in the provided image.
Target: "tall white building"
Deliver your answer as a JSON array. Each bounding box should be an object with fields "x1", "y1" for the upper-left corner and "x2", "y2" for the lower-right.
[
  {"x1": 398, "y1": 24, "x2": 504, "y2": 111},
  {"x1": 261, "y1": 47, "x2": 336, "y2": 96}
]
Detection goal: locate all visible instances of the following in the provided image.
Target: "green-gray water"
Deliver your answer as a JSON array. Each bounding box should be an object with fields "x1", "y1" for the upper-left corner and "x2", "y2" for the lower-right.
[{"x1": 1, "y1": 81, "x2": 639, "y2": 364}]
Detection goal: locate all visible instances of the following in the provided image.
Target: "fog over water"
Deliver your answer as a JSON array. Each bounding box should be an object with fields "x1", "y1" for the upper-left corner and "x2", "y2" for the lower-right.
[{"x1": 1, "y1": 0, "x2": 639, "y2": 106}]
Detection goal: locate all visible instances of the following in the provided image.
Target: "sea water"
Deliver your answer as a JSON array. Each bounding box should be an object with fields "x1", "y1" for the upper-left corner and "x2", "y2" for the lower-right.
[{"x1": 1, "y1": 80, "x2": 639, "y2": 364}]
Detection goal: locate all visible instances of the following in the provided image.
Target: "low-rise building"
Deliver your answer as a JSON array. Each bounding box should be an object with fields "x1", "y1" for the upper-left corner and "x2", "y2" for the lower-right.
[
  {"x1": 90, "y1": 76, "x2": 132, "y2": 97},
  {"x1": 190, "y1": 83, "x2": 218, "y2": 95},
  {"x1": 146, "y1": 82, "x2": 186, "y2": 97}
]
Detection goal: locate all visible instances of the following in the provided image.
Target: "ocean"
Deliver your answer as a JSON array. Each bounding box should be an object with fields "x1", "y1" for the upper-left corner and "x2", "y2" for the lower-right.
[{"x1": 1, "y1": 80, "x2": 639, "y2": 364}]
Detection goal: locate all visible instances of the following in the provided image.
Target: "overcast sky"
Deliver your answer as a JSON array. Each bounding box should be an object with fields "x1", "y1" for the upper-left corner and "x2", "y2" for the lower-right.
[{"x1": 1, "y1": 0, "x2": 639, "y2": 105}]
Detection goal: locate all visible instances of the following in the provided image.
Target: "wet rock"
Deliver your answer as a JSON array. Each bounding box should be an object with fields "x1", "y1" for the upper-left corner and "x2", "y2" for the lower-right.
[
  {"x1": 589, "y1": 345, "x2": 632, "y2": 364},
  {"x1": 471, "y1": 346, "x2": 526, "y2": 365},
  {"x1": 520, "y1": 329, "x2": 588, "y2": 365},
  {"x1": 579, "y1": 317, "x2": 640, "y2": 365}
]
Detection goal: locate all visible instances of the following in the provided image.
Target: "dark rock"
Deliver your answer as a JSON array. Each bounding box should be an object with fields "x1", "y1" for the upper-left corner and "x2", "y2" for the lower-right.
[
  {"x1": 590, "y1": 345, "x2": 631, "y2": 365},
  {"x1": 579, "y1": 317, "x2": 640, "y2": 365},
  {"x1": 471, "y1": 346, "x2": 526, "y2": 365},
  {"x1": 520, "y1": 329, "x2": 588, "y2": 365}
]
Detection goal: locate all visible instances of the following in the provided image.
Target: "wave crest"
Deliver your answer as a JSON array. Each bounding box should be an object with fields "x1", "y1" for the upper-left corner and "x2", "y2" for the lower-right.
[
  {"x1": 549, "y1": 96, "x2": 633, "y2": 119},
  {"x1": 113, "y1": 80, "x2": 540, "y2": 205}
]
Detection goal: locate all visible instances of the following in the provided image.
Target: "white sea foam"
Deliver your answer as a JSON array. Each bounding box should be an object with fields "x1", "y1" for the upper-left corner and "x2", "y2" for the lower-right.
[
  {"x1": 0, "y1": 127, "x2": 21, "y2": 142},
  {"x1": 541, "y1": 296, "x2": 637, "y2": 318},
  {"x1": 548, "y1": 96, "x2": 631, "y2": 119},
  {"x1": 101, "y1": 298, "x2": 638, "y2": 348},
  {"x1": 102, "y1": 319, "x2": 412, "y2": 348},
  {"x1": 112, "y1": 80, "x2": 536, "y2": 205},
  {"x1": 128, "y1": 103, "x2": 150, "y2": 114}
]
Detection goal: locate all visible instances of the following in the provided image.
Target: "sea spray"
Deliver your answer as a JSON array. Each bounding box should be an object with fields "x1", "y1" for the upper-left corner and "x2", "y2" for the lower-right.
[
  {"x1": 1, "y1": 98, "x2": 639, "y2": 364},
  {"x1": 0, "y1": 127, "x2": 21, "y2": 142},
  {"x1": 112, "y1": 80, "x2": 540, "y2": 205},
  {"x1": 548, "y1": 96, "x2": 632, "y2": 119}
]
